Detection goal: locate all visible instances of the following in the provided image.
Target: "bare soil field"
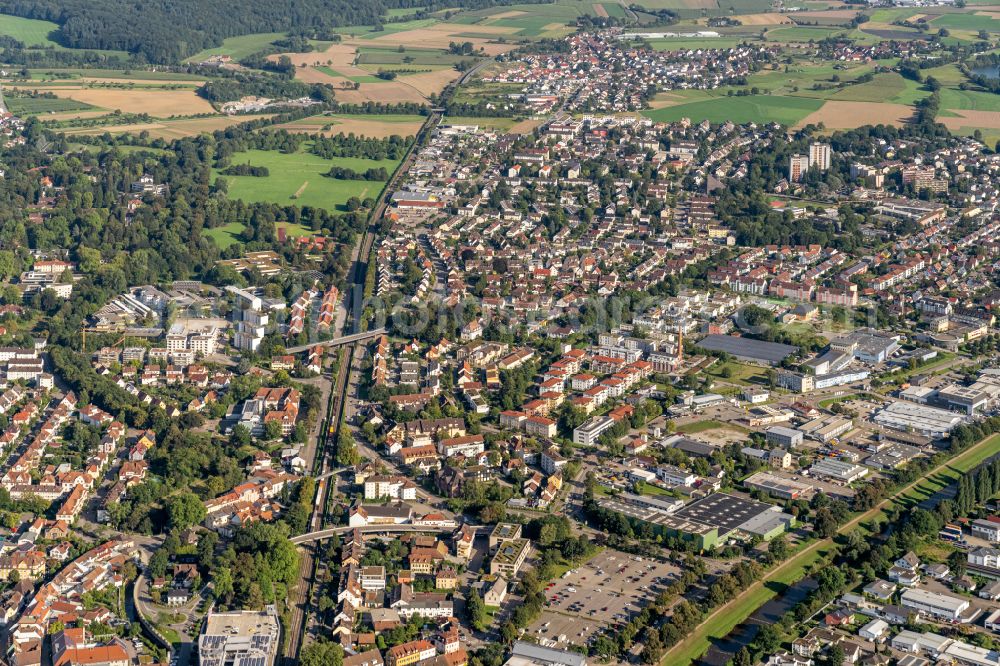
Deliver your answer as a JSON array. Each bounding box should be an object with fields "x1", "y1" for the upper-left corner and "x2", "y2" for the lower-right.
[
  {"x1": 358, "y1": 24, "x2": 519, "y2": 55},
  {"x1": 940, "y1": 110, "x2": 1000, "y2": 130},
  {"x1": 796, "y1": 100, "x2": 913, "y2": 128},
  {"x1": 276, "y1": 116, "x2": 424, "y2": 137},
  {"x1": 732, "y1": 12, "x2": 795, "y2": 24},
  {"x1": 7, "y1": 85, "x2": 215, "y2": 115},
  {"x1": 593, "y1": 3, "x2": 610, "y2": 17}
]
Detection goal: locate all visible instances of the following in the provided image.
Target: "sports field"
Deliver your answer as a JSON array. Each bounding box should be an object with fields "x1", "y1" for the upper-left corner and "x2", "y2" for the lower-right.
[{"x1": 213, "y1": 145, "x2": 400, "y2": 212}]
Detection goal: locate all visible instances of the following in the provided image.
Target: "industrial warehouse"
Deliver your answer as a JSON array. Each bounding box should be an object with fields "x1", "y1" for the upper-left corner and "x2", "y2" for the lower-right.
[{"x1": 596, "y1": 491, "x2": 795, "y2": 550}]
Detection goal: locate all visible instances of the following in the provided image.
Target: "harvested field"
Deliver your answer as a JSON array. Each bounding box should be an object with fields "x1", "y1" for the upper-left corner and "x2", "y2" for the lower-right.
[
  {"x1": 734, "y1": 12, "x2": 795, "y2": 24},
  {"x1": 359, "y1": 24, "x2": 519, "y2": 54},
  {"x1": 647, "y1": 91, "x2": 690, "y2": 109},
  {"x1": 296, "y1": 67, "x2": 347, "y2": 84},
  {"x1": 62, "y1": 114, "x2": 272, "y2": 139},
  {"x1": 276, "y1": 114, "x2": 424, "y2": 138},
  {"x1": 508, "y1": 118, "x2": 542, "y2": 134},
  {"x1": 277, "y1": 43, "x2": 368, "y2": 75},
  {"x1": 593, "y1": 2, "x2": 610, "y2": 17},
  {"x1": 792, "y1": 8, "x2": 861, "y2": 17},
  {"x1": 939, "y1": 109, "x2": 1000, "y2": 130},
  {"x1": 7, "y1": 85, "x2": 215, "y2": 116},
  {"x1": 326, "y1": 81, "x2": 427, "y2": 104},
  {"x1": 485, "y1": 10, "x2": 528, "y2": 18},
  {"x1": 39, "y1": 110, "x2": 109, "y2": 122},
  {"x1": 397, "y1": 68, "x2": 461, "y2": 96},
  {"x1": 74, "y1": 77, "x2": 202, "y2": 86},
  {"x1": 795, "y1": 100, "x2": 913, "y2": 128}
]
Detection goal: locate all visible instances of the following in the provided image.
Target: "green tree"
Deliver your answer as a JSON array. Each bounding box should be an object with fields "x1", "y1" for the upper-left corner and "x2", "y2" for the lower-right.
[{"x1": 167, "y1": 492, "x2": 207, "y2": 532}]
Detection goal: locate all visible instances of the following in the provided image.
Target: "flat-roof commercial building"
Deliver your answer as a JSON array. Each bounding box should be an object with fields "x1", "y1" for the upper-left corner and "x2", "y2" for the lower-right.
[
  {"x1": 597, "y1": 491, "x2": 795, "y2": 549},
  {"x1": 809, "y1": 459, "x2": 868, "y2": 483},
  {"x1": 199, "y1": 606, "x2": 280, "y2": 666},
  {"x1": 490, "y1": 538, "x2": 531, "y2": 577},
  {"x1": 489, "y1": 522, "x2": 523, "y2": 550},
  {"x1": 872, "y1": 401, "x2": 965, "y2": 439},
  {"x1": 777, "y1": 368, "x2": 870, "y2": 393},
  {"x1": 831, "y1": 330, "x2": 900, "y2": 364},
  {"x1": 697, "y1": 334, "x2": 797, "y2": 366},
  {"x1": 744, "y1": 472, "x2": 814, "y2": 500},
  {"x1": 800, "y1": 415, "x2": 853, "y2": 443},
  {"x1": 597, "y1": 494, "x2": 719, "y2": 550},
  {"x1": 573, "y1": 415, "x2": 617, "y2": 446},
  {"x1": 900, "y1": 588, "x2": 971, "y2": 622},
  {"x1": 937, "y1": 384, "x2": 990, "y2": 415},
  {"x1": 765, "y1": 426, "x2": 803, "y2": 448},
  {"x1": 865, "y1": 443, "x2": 922, "y2": 470},
  {"x1": 505, "y1": 642, "x2": 588, "y2": 666}
]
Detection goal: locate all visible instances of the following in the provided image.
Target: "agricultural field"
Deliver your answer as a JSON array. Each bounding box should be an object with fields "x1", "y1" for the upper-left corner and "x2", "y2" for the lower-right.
[
  {"x1": 644, "y1": 93, "x2": 824, "y2": 125},
  {"x1": 4, "y1": 96, "x2": 95, "y2": 115},
  {"x1": 3, "y1": 85, "x2": 215, "y2": 116},
  {"x1": 450, "y1": 0, "x2": 597, "y2": 37},
  {"x1": 275, "y1": 113, "x2": 426, "y2": 138},
  {"x1": 212, "y1": 144, "x2": 401, "y2": 213},
  {"x1": 60, "y1": 115, "x2": 273, "y2": 140},
  {"x1": 184, "y1": 32, "x2": 286, "y2": 62},
  {"x1": 0, "y1": 13, "x2": 61, "y2": 47}
]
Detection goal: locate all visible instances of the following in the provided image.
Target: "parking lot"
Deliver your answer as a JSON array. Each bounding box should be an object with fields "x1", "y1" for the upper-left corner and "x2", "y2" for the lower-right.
[{"x1": 527, "y1": 550, "x2": 681, "y2": 649}]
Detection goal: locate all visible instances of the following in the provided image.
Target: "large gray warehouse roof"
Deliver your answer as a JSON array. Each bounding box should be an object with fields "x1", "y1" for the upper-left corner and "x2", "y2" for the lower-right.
[{"x1": 697, "y1": 334, "x2": 798, "y2": 364}]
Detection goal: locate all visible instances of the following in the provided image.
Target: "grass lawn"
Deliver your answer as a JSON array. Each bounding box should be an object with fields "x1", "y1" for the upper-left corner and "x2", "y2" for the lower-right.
[
  {"x1": 203, "y1": 222, "x2": 248, "y2": 249},
  {"x1": 676, "y1": 419, "x2": 738, "y2": 434},
  {"x1": 0, "y1": 13, "x2": 60, "y2": 47},
  {"x1": 276, "y1": 221, "x2": 317, "y2": 238},
  {"x1": 314, "y1": 66, "x2": 385, "y2": 83},
  {"x1": 643, "y1": 94, "x2": 823, "y2": 126},
  {"x1": 817, "y1": 394, "x2": 859, "y2": 409},
  {"x1": 765, "y1": 26, "x2": 848, "y2": 42},
  {"x1": 933, "y1": 12, "x2": 1000, "y2": 32},
  {"x1": 706, "y1": 361, "x2": 765, "y2": 385},
  {"x1": 213, "y1": 144, "x2": 400, "y2": 213},
  {"x1": 639, "y1": 482, "x2": 677, "y2": 497},
  {"x1": 185, "y1": 32, "x2": 285, "y2": 62},
  {"x1": 647, "y1": 37, "x2": 759, "y2": 50}
]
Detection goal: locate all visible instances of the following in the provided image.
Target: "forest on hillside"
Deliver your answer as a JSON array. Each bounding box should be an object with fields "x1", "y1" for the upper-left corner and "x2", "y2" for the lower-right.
[{"x1": 0, "y1": 0, "x2": 548, "y2": 62}]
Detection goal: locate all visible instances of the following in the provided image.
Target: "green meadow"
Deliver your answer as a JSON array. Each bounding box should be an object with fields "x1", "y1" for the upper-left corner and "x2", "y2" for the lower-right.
[{"x1": 213, "y1": 144, "x2": 400, "y2": 214}]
